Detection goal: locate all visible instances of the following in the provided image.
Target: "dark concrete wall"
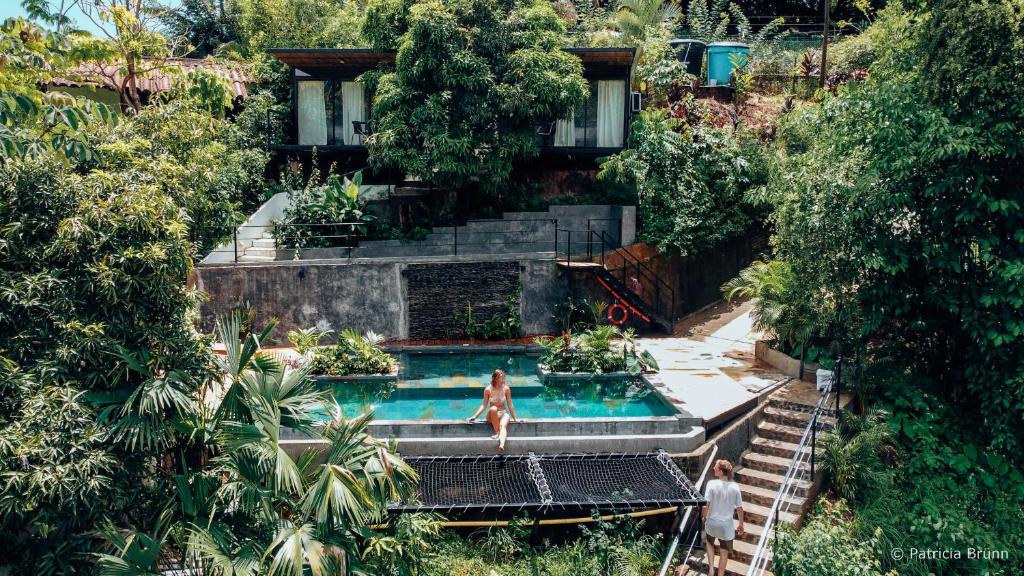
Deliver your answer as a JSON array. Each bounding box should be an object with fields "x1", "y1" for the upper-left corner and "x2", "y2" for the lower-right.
[{"x1": 193, "y1": 257, "x2": 565, "y2": 343}]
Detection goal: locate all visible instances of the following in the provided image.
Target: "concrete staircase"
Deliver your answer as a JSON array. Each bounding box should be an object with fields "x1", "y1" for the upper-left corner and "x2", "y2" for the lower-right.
[
  {"x1": 347, "y1": 205, "x2": 629, "y2": 259},
  {"x1": 238, "y1": 234, "x2": 277, "y2": 262},
  {"x1": 685, "y1": 397, "x2": 837, "y2": 576}
]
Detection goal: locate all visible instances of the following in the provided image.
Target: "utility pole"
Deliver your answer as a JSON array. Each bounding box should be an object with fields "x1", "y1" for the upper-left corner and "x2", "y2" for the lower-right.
[{"x1": 820, "y1": 0, "x2": 831, "y2": 88}]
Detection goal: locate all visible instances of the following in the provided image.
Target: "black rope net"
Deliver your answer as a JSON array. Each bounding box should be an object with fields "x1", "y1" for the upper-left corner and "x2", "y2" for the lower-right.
[{"x1": 389, "y1": 451, "x2": 703, "y2": 514}]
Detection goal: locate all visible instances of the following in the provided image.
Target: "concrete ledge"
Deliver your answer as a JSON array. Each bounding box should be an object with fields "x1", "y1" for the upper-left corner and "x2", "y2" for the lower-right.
[
  {"x1": 755, "y1": 340, "x2": 818, "y2": 383},
  {"x1": 281, "y1": 427, "x2": 706, "y2": 457},
  {"x1": 383, "y1": 343, "x2": 542, "y2": 354},
  {"x1": 536, "y1": 365, "x2": 634, "y2": 382}
]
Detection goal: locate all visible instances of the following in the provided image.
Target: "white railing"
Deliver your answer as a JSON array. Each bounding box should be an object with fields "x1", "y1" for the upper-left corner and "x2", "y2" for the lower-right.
[
  {"x1": 657, "y1": 445, "x2": 719, "y2": 576},
  {"x1": 746, "y1": 377, "x2": 836, "y2": 576}
]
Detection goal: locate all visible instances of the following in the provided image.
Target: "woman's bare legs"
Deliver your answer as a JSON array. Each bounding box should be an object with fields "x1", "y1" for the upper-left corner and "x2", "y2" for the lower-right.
[
  {"x1": 486, "y1": 406, "x2": 500, "y2": 439},
  {"x1": 498, "y1": 413, "x2": 511, "y2": 451}
]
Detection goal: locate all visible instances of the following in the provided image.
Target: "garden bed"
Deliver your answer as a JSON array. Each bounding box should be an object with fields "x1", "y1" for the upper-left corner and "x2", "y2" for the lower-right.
[
  {"x1": 313, "y1": 364, "x2": 400, "y2": 383},
  {"x1": 535, "y1": 364, "x2": 636, "y2": 383}
]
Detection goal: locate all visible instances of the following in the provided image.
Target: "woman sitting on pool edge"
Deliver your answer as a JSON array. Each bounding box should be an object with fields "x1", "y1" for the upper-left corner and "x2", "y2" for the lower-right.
[{"x1": 467, "y1": 369, "x2": 520, "y2": 451}]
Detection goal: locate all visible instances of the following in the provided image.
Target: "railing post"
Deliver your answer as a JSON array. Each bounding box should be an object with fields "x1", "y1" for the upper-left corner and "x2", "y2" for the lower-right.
[
  {"x1": 233, "y1": 227, "x2": 238, "y2": 263},
  {"x1": 589, "y1": 217, "x2": 598, "y2": 258},
  {"x1": 811, "y1": 413, "x2": 817, "y2": 480}
]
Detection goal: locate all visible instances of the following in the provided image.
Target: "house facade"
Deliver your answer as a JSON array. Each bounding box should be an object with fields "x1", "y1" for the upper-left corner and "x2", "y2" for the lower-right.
[{"x1": 267, "y1": 47, "x2": 637, "y2": 174}]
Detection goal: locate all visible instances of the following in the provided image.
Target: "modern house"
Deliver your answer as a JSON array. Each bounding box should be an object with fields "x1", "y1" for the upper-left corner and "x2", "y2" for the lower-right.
[{"x1": 267, "y1": 47, "x2": 637, "y2": 172}]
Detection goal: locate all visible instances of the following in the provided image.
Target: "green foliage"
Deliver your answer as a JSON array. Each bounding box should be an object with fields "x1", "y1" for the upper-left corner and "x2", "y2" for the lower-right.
[
  {"x1": 818, "y1": 411, "x2": 895, "y2": 506},
  {"x1": 536, "y1": 326, "x2": 657, "y2": 375},
  {"x1": 288, "y1": 326, "x2": 332, "y2": 355},
  {"x1": 448, "y1": 295, "x2": 524, "y2": 341},
  {"x1": 774, "y1": 500, "x2": 893, "y2": 576},
  {"x1": 419, "y1": 519, "x2": 663, "y2": 576},
  {"x1": 680, "y1": 0, "x2": 785, "y2": 51},
  {"x1": 614, "y1": 0, "x2": 681, "y2": 46},
  {"x1": 766, "y1": 0, "x2": 1024, "y2": 451},
  {"x1": 600, "y1": 108, "x2": 764, "y2": 256},
  {"x1": 552, "y1": 297, "x2": 608, "y2": 333},
  {"x1": 0, "y1": 18, "x2": 117, "y2": 162},
  {"x1": 275, "y1": 171, "x2": 377, "y2": 250},
  {"x1": 362, "y1": 0, "x2": 588, "y2": 192},
  {"x1": 721, "y1": 260, "x2": 821, "y2": 354},
  {"x1": 309, "y1": 330, "x2": 397, "y2": 376},
  {"x1": 100, "y1": 99, "x2": 270, "y2": 251},
  {"x1": 634, "y1": 31, "x2": 691, "y2": 104}
]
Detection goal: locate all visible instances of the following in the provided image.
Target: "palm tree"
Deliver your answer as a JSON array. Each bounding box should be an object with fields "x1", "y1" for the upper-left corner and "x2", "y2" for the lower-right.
[
  {"x1": 721, "y1": 260, "x2": 819, "y2": 353},
  {"x1": 615, "y1": 0, "x2": 681, "y2": 46},
  {"x1": 97, "y1": 310, "x2": 420, "y2": 576}
]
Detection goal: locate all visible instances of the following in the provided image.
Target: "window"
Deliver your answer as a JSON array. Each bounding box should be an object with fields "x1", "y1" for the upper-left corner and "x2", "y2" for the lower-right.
[
  {"x1": 551, "y1": 79, "x2": 625, "y2": 148},
  {"x1": 296, "y1": 79, "x2": 366, "y2": 146}
]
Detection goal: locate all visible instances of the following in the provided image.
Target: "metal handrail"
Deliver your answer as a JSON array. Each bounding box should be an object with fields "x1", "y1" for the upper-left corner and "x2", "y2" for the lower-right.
[
  {"x1": 657, "y1": 445, "x2": 718, "y2": 576},
  {"x1": 746, "y1": 377, "x2": 837, "y2": 576}
]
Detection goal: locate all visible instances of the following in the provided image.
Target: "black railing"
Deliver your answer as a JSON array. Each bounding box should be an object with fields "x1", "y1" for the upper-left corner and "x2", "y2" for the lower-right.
[
  {"x1": 199, "y1": 219, "x2": 568, "y2": 263},
  {"x1": 558, "y1": 228, "x2": 676, "y2": 325}
]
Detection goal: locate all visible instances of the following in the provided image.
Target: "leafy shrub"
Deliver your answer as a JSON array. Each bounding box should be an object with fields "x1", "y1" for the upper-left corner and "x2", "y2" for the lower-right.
[
  {"x1": 308, "y1": 330, "x2": 396, "y2": 376},
  {"x1": 721, "y1": 260, "x2": 824, "y2": 355},
  {"x1": 447, "y1": 295, "x2": 524, "y2": 341},
  {"x1": 552, "y1": 297, "x2": 608, "y2": 333},
  {"x1": 536, "y1": 326, "x2": 658, "y2": 375},
  {"x1": 599, "y1": 109, "x2": 765, "y2": 256},
  {"x1": 774, "y1": 499, "x2": 892, "y2": 576},
  {"x1": 275, "y1": 171, "x2": 376, "y2": 250},
  {"x1": 818, "y1": 410, "x2": 895, "y2": 505}
]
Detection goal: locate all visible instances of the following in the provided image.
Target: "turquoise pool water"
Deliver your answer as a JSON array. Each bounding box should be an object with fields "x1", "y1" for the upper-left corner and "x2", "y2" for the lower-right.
[{"x1": 322, "y1": 352, "x2": 674, "y2": 420}]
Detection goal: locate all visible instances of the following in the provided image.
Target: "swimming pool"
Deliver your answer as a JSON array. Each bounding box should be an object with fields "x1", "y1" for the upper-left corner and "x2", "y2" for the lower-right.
[{"x1": 320, "y1": 351, "x2": 676, "y2": 420}]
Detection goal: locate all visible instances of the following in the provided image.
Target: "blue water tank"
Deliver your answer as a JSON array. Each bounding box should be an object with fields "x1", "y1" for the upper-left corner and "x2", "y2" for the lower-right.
[{"x1": 706, "y1": 41, "x2": 750, "y2": 86}]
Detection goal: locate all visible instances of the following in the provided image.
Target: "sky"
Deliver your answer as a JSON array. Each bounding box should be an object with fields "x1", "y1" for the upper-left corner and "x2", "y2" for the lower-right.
[{"x1": 0, "y1": 1, "x2": 181, "y2": 37}]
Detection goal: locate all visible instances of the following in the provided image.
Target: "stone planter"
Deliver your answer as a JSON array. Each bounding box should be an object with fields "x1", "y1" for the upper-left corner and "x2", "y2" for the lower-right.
[
  {"x1": 754, "y1": 340, "x2": 817, "y2": 382},
  {"x1": 536, "y1": 364, "x2": 638, "y2": 383},
  {"x1": 314, "y1": 364, "x2": 400, "y2": 383}
]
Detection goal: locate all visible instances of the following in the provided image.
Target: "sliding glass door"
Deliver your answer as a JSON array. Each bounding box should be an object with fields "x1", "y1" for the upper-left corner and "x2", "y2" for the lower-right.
[
  {"x1": 296, "y1": 79, "x2": 366, "y2": 146},
  {"x1": 552, "y1": 79, "x2": 626, "y2": 149}
]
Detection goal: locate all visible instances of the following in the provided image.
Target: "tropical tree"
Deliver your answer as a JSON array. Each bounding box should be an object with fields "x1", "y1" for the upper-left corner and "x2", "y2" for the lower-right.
[
  {"x1": 0, "y1": 17, "x2": 117, "y2": 160},
  {"x1": 614, "y1": 0, "x2": 680, "y2": 46},
  {"x1": 721, "y1": 260, "x2": 821, "y2": 353},
  {"x1": 362, "y1": 0, "x2": 589, "y2": 192},
  {"x1": 765, "y1": 0, "x2": 1024, "y2": 451},
  {"x1": 93, "y1": 310, "x2": 422, "y2": 576},
  {"x1": 599, "y1": 107, "x2": 764, "y2": 256}
]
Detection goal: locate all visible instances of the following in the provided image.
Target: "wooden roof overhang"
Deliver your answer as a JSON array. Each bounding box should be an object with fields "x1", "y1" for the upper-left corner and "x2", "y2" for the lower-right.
[{"x1": 268, "y1": 47, "x2": 635, "y2": 76}]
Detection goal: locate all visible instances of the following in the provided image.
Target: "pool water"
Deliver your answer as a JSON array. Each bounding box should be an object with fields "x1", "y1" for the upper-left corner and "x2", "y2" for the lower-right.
[{"x1": 322, "y1": 352, "x2": 674, "y2": 420}]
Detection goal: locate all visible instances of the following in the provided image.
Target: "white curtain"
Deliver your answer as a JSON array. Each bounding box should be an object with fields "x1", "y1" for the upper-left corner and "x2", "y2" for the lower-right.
[
  {"x1": 341, "y1": 81, "x2": 365, "y2": 145},
  {"x1": 297, "y1": 81, "x2": 327, "y2": 146},
  {"x1": 596, "y1": 80, "x2": 625, "y2": 148},
  {"x1": 554, "y1": 110, "x2": 575, "y2": 147}
]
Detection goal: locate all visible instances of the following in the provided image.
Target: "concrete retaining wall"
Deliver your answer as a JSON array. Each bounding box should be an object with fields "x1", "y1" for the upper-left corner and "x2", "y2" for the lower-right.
[
  {"x1": 755, "y1": 340, "x2": 818, "y2": 383},
  {"x1": 193, "y1": 255, "x2": 566, "y2": 343}
]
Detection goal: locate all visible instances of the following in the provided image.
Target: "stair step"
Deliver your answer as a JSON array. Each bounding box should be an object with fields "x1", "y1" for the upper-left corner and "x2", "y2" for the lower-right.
[
  {"x1": 739, "y1": 482, "x2": 807, "y2": 509},
  {"x1": 742, "y1": 452, "x2": 808, "y2": 476},
  {"x1": 762, "y1": 406, "x2": 836, "y2": 430},
  {"x1": 750, "y1": 437, "x2": 808, "y2": 460},
  {"x1": 686, "y1": 554, "x2": 766, "y2": 576},
  {"x1": 733, "y1": 467, "x2": 811, "y2": 496},
  {"x1": 251, "y1": 238, "x2": 276, "y2": 249},
  {"x1": 756, "y1": 421, "x2": 806, "y2": 444},
  {"x1": 741, "y1": 500, "x2": 799, "y2": 525}
]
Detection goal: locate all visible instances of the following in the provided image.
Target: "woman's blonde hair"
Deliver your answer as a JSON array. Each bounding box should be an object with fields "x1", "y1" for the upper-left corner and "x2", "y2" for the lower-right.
[
  {"x1": 491, "y1": 369, "x2": 506, "y2": 386},
  {"x1": 714, "y1": 459, "x2": 734, "y2": 479}
]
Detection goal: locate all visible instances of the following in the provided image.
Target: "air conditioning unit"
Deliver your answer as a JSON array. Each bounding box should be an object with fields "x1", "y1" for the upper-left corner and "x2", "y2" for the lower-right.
[{"x1": 631, "y1": 91, "x2": 642, "y2": 112}]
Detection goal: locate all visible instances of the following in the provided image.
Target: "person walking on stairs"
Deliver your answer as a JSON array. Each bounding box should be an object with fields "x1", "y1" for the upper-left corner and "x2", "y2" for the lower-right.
[{"x1": 702, "y1": 459, "x2": 745, "y2": 576}]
